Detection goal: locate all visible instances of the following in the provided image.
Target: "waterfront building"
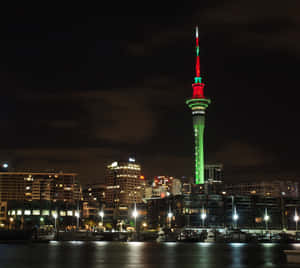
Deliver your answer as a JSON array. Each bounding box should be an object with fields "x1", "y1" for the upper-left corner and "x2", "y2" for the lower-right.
[
  {"x1": 186, "y1": 26, "x2": 211, "y2": 185},
  {"x1": 1, "y1": 200, "x2": 81, "y2": 229},
  {"x1": 0, "y1": 172, "x2": 81, "y2": 203},
  {"x1": 225, "y1": 180, "x2": 299, "y2": 198},
  {"x1": 146, "y1": 193, "x2": 300, "y2": 230}
]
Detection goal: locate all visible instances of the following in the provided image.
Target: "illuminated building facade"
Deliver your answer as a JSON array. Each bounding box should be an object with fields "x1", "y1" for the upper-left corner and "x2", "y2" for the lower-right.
[
  {"x1": 105, "y1": 158, "x2": 145, "y2": 206},
  {"x1": 186, "y1": 27, "x2": 211, "y2": 185},
  {"x1": 0, "y1": 172, "x2": 81, "y2": 203},
  {"x1": 150, "y1": 176, "x2": 182, "y2": 198}
]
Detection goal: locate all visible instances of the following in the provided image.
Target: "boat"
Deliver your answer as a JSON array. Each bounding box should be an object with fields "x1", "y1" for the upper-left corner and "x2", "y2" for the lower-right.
[
  {"x1": 204, "y1": 230, "x2": 215, "y2": 242},
  {"x1": 156, "y1": 230, "x2": 177, "y2": 242},
  {"x1": 177, "y1": 229, "x2": 205, "y2": 242}
]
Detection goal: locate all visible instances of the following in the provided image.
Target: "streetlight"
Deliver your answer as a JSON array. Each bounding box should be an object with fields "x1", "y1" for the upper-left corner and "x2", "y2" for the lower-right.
[
  {"x1": 294, "y1": 208, "x2": 299, "y2": 231},
  {"x1": 75, "y1": 211, "x2": 80, "y2": 229},
  {"x1": 201, "y1": 207, "x2": 207, "y2": 228},
  {"x1": 9, "y1": 217, "x2": 13, "y2": 229},
  {"x1": 167, "y1": 211, "x2": 173, "y2": 228},
  {"x1": 132, "y1": 204, "x2": 138, "y2": 232},
  {"x1": 53, "y1": 212, "x2": 58, "y2": 231},
  {"x1": 264, "y1": 208, "x2": 270, "y2": 231},
  {"x1": 233, "y1": 206, "x2": 239, "y2": 228},
  {"x1": 99, "y1": 210, "x2": 104, "y2": 226}
]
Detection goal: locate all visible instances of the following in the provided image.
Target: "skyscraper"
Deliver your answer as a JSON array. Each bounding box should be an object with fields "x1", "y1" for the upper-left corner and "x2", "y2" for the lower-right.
[
  {"x1": 186, "y1": 27, "x2": 211, "y2": 184},
  {"x1": 105, "y1": 158, "x2": 145, "y2": 206}
]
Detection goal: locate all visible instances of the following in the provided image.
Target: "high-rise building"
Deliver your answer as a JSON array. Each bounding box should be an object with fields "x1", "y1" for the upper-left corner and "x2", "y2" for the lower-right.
[
  {"x1": 105, "y1": 158, "x2": 145, "y2": 206},
  {"x1": 205, "y1": 164, "x2": 224, "y2": 182},
  {"x1": 186, "y1": 26, "x2": 211, "y2": 185}
]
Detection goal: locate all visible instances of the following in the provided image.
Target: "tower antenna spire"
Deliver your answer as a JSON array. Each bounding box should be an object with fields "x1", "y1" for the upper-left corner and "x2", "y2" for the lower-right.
[{"x1": 195, "y1": 26, "x2": 201, "y2": 80}]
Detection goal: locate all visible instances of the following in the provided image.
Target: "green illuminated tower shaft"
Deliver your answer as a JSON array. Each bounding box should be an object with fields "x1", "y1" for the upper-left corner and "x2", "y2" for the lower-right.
[{"x1": 186, "y1": 26, "x2": 211, "y2": 185}]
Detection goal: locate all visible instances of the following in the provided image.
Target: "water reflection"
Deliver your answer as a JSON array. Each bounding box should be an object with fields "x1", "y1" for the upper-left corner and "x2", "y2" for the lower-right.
[{"x1": 0, "y1": 242, "x2": 292, "y2": 268}]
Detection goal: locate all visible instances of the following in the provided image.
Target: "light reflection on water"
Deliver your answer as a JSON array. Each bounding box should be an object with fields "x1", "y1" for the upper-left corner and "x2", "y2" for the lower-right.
[{"x1": 0, "y1": 242, "x2": 294, "y2": 268}]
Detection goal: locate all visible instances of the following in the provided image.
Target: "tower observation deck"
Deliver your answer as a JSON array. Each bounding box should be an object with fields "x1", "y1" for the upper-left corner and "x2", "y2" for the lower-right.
[{"x1": 186, "y1": 26, "x2": 211, "y2": 185}]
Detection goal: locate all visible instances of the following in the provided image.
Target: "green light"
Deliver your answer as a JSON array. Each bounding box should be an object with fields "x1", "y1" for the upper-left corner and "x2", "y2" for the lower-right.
[
  {"x1": 194, "y1": 77, "x2": 202, "y2": 83},
  {"x1": 186, "y1": 97, "x2": 211, "y2": 185},
  {"x1": 186, "y1": 98, "x2": 211, "y2": 109},
  {"x1": 196, "y1": 47, "x2": 199, "y2": 56}
]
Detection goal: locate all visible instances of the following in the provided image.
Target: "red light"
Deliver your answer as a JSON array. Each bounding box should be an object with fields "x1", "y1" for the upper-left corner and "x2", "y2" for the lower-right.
[
  {"x1": 140, "y1": 175, "x2": 145, "y2": 180},
  {"x1": 192, "y1": 83, "x2": 205, "y2": 99}
]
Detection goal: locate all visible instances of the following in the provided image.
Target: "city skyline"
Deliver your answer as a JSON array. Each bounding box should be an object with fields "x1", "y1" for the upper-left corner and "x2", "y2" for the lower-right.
[{"x1": 1, "y1": 4, "x2": 300, "y2": 184}]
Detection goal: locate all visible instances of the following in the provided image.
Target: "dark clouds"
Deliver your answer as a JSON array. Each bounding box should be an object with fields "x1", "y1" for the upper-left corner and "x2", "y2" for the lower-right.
[{"x1": 1, "y1": 3, "x2": 300, "y2": 184}]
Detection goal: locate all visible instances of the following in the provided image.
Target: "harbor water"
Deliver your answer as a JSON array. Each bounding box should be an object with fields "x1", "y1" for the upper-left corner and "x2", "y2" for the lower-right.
[{"x1": 0, "y1": 241, "x2": 298, "y2": 268}]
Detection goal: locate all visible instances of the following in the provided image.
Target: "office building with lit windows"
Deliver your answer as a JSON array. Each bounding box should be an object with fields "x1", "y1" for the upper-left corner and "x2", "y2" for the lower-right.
[
  {"x1": 0, "y1": 172, "x2": 81, "y2": 203},
  {"x1": 105, "y1": 158, "x2": 145, "y2": 206}
]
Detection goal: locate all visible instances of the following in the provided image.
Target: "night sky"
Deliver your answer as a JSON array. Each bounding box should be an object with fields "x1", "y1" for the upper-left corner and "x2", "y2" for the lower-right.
[{"x1": 1, "y1": 3, "x2": 300, "y2": 184}]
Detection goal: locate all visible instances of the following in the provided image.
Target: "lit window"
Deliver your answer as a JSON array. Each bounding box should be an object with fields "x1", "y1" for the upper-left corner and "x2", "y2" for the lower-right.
[
  {"x1": 42, "y1": 210, "x2": 49, "y2": 216},
  {"x1": 24, "y1": 210, "x2": 31, "y2": 215},
  {"x1": 67, "y1": 211, "x2": 73, "y2": 216},
  {"x1": 33, "y1": 210, "x2": 40, "y2": 215},
  {"x1": 60, "y1": 211, "x2": 66, "y2": 216}
]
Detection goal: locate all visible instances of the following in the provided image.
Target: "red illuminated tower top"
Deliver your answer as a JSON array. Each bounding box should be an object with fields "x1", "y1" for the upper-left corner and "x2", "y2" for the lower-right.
[{"x1": 192, "y1": 26, "x2": 206, "y2": 99}]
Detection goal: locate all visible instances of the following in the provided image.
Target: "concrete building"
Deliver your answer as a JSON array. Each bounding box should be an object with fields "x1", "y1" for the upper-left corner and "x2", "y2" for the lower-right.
[
  {"x1": 205, "y1": 164, "x2": 223, "y2": 182},
  {"x1": 82, "y1": 184, "x2": 106, "y2": 203}
]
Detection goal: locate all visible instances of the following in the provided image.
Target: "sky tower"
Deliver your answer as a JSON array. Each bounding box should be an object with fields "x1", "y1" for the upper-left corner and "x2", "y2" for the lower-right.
[{"x1": 186, "y1": 26, "x2": 211, "y2": 185}]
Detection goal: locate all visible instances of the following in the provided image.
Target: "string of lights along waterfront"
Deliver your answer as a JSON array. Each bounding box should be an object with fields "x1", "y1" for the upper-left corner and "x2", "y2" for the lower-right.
[{"x1": 186, "y1": 26, "x2": 211, "y2": 185}]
